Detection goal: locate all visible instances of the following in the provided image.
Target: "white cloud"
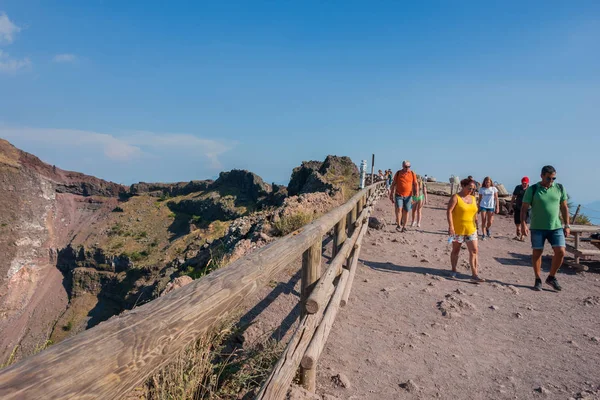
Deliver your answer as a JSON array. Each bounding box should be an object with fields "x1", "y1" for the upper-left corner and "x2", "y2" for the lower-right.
[
  {"x1": 0, "y1": 127, "x2": 142, "y2": 161},
  {"x1": 53, "y1": 53, "x2": 77, "y2": 63},
  {"x1": 0, "y1": 126, "x2": 235, "y2": 169},
  {"x1": 122, "y1": 131, "x2": 234, "y2": 169},
  {"x1": 0, "y1": 49, "x2": 31, "y2": 73},
  {"x1": 0, "y1": 12, "x2": 20, "y2": 44}
]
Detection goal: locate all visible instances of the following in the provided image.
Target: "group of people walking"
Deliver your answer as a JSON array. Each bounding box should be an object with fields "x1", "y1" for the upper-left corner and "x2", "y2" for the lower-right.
[
  {"x1": 386, "y1": 161, "x2": 428, "y2": 232},
  {"x1": 387, "y1": 162, "x2": 571, "y2": 291},
  {"x1": 445, "y1": 165, "x2": 569, "y2": 290}
]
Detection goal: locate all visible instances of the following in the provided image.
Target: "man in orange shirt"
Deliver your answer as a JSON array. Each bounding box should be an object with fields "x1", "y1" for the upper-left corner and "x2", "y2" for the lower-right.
[{"x1": 389, "y1": 160, "x2": 419, "y2": 232}]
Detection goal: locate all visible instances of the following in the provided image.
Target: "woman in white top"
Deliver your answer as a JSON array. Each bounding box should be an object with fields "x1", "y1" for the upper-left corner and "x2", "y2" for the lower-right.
[{"x1": 477, "y1": 176, "x2": 499, "y2": 239}]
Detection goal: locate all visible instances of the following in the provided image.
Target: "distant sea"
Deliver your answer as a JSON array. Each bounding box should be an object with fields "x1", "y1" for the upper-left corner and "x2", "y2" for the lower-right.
[{"x1": 581, "y1": 201, "x2": 600, "y2": 225}]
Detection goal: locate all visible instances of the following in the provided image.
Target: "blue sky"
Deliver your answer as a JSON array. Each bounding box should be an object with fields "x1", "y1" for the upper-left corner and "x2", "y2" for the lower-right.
[{"x1": 1, "y1": 1, "x2": 599, "y2": 204}]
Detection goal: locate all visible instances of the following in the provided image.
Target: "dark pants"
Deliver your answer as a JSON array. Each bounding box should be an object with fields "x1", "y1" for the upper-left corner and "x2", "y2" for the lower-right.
[{"x1": 513, "y1": 206, "x2": 530, "y2": 225}]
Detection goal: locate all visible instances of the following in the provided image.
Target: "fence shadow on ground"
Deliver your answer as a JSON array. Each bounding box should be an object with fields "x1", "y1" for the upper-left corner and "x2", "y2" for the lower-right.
[
  {"x1": 238, "y1": 234, "x2": 337, "y2": 343},
  {"x1": 361, "y1": 259, "x2": 450, "y2": 278},
  {"x1": 494, "y1": 252, "x2": 586, "y2": 276},
  {"x1": 494, "y1": 252, "x2": 531, "y2": 267},
  {"x1": 238, "y1": 269, "x2": 301, "y2": 343},
  {"x1": 361, "y1": 259, "x2": 536, "y2": 290},
  {"x1": 417, "y1": 229, "x2": 448, "y2": 236}
]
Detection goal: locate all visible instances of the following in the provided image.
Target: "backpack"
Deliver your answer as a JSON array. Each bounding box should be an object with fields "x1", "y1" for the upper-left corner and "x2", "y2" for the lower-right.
[{"x1": 528, "y1": 183, "x2": 565, "y2": 206}]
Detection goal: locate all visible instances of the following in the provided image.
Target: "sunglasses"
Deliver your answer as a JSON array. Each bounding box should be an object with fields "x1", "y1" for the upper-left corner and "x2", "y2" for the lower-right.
[
  {"x1": 545, "y1": 177, "x2": 557, "y2": 181},
  {"x1": 404, "y1": 165, "x2": 411, "y2": 169}
]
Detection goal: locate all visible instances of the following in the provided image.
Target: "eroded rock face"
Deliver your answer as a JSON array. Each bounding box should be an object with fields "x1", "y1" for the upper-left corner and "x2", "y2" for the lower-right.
[
  {"x1": 0, "y1": 138, "x2": 362, "y2": 365},
  {"x1": 129, "y1": 180, "x2": 213, "y2": 197},
  {"x1": 57, "y1": 245, "x2": 133, "y2": 273},
  {"x1": 55, "y1": 181, "x2": 125, "y2": 198},
  {"x1": 287, "y1": 160, "x2": 325, "y2": 196},
  {"x1": 288, "y1": 156, "x2": 358, "y2": 196},
  {"x1": 212, "y1": 170, "x2": 272, "y2": 202},
  {"x1": 165, "y1": 170, "x2": 279, "y2": 222},
  {"x1": 167, "y1": 192, "x2": 247, "y2": 222}
]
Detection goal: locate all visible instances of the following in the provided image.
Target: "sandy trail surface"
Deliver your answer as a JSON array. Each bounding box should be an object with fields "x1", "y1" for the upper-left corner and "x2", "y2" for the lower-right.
[{"x1": 315, "y1": 194, "x2": 600, "y2": 400}]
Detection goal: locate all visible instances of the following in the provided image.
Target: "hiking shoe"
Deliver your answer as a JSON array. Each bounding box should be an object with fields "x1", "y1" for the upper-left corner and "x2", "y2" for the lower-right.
[
  {"x1": 545, "y1": 276, "x2": 562, "y2": 291},
  {"x1": 533, "y1": 278, "x2": 542, "y2": 291},
  {"x1": 486, "y1": 229, "x2": 491, "y2": 238},
  {"x1": 471, "y1": 275, "x2": 486, "y2": 283}
]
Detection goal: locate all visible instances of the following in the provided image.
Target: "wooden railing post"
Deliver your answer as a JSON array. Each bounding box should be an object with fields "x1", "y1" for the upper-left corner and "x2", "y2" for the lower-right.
[
  {"x1": 346, "y1": 204, "x2": 358, "y2": 268},
  {"x1": 332, "y1": 216, "x2": 347, "y2": 259},
  {"x1": 358, "y1": 195, "x2": 364, "y2": 215},
  {"x1": 258, "y1": 183, "x2": 382, "y2": 399},
  {"x1": 347, "y1": 203, "x2": 358, "y2": 240},
  {"x1": 300, "y1": 238, "x2": 322, "y2": 391}
]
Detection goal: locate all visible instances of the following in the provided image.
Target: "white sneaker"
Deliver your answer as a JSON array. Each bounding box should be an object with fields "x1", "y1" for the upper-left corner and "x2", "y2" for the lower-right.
[
  {"x1": 411, "y1": 221, "x2": 416, "y2": 227},
  {"x1": 417, "y1": 223, "x2": 421, "y2": 228}
]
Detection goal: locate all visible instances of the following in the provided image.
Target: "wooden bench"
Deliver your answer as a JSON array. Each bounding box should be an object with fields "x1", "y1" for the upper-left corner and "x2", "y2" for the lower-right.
[{"x1": 567, "y1": 225, "x2": 600, "y2": 264}]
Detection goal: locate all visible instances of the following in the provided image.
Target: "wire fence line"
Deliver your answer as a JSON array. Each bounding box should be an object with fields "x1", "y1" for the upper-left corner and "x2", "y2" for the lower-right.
[{"x1": 581, "y1": 205, "x2": 600, "y2": 214}]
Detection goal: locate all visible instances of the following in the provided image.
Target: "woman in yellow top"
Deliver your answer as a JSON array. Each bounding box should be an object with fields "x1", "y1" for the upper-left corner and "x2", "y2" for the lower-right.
[{"x1": 446, "y1": 177, "x2": 485, "y2": 282}]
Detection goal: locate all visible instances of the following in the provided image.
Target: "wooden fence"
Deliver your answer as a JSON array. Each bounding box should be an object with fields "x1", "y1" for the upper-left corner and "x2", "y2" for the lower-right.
[{"x1": 0, "y1": 182, "x2": 386, "y2": 400}]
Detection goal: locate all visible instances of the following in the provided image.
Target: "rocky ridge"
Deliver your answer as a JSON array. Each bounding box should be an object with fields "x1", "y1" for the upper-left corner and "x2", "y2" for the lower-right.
[{"x1": 0, "y1": 137, "x2": 359, "y2": 364}]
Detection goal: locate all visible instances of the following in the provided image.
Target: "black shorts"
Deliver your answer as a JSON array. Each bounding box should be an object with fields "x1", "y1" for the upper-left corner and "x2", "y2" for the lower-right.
[{"x1": 514, "y1": 207, "x2": 530, "y2": 225}]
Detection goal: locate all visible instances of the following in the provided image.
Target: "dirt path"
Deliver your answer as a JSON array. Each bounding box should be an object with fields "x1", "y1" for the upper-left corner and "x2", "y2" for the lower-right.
[{"x1": 315, "y1": 194, "x2": 600, "y2": 400}]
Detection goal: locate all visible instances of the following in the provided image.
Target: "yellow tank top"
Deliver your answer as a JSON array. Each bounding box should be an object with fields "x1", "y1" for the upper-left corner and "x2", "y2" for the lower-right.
[{"x1": 452, "y1": 195, "x2": 477, "y2": 235}]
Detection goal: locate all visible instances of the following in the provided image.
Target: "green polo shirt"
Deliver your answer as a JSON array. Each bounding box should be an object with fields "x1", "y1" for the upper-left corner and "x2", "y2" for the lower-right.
[{"x1": 522, "y1": 182, "x2": 567, "y2": 230}]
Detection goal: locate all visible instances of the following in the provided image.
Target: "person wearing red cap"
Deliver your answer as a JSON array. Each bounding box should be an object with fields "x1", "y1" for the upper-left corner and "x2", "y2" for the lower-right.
[{"x1": 512, "y1": 177, "x2": 530, "y2": 241}]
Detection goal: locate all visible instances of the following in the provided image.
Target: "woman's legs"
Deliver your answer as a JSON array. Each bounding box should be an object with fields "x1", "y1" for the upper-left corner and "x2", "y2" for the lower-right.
[
  {"x1": 450, "y1": 241, "x2": 462, "y2": 272},
  {"x1": 416, "y1": 200, "x2": 423, "y2": 226},
  {"x1": 479, "y1": 211, "x2": 487, "y2": 236},
  {"x1": 486, "y1": 211, "x2": 494, "y2": 236},
  {"x1": 411, "y1": 205, "x2": 417, "y2": 226},
  {"x1": 466, "y1": 239, "x2": 479, "y2": 277}
]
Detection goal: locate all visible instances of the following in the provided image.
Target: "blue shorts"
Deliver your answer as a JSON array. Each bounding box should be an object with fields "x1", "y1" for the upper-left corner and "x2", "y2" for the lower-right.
[
  {"x1": 479, "y1": 207, "x2": 494, "y2": 213},
  {"x1": 395, "y1": 195, "x2": 412, "y2": 211},
  {"x1": 530, "y1": 229, "x2": 565, "y2": 250}
]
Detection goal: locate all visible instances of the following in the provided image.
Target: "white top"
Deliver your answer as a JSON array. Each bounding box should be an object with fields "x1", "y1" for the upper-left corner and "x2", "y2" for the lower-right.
[{"x1": 479, "y1": 187, "x2": 498, "y2": 209}]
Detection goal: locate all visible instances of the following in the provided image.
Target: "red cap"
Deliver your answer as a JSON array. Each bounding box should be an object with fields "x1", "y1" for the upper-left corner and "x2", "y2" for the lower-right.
[{"x1": 521, "y1": 176, "x2": 529, "y2": 183}]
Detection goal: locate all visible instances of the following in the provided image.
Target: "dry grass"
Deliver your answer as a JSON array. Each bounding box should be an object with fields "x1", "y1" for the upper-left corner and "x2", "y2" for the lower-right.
[
  {"x1": 145, "y1": 319, "x2": 284, "y2": 400},
  {"x1": 273, "y1": 211, "x2": 315, "y2": 236},
  {"x1": 0, "y1": 346, "x2": 19, "y2": 369},
  {"x1": 340, "y1": 183, "x2": 358, "y2": 203},
  {"x1": 0, "y1": 139, "x2": 21, "y2": 168},
  {"x1": 146, "y1": 326, "x2": 226, "y2": 399}
]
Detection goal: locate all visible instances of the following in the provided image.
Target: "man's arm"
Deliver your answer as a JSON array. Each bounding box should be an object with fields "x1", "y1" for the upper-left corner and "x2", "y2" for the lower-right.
[
  {"x1": 560, "y1": 200, "x2": 570, "y2": 237},
  {"x1": 520, "y1": 203, "x2": 530, "y2": 236},
  {"x1": 389, "y1": 175, "x2": 397, "y2": 202}
]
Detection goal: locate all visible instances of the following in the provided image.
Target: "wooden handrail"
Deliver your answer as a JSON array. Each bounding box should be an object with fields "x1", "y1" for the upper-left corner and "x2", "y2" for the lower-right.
[
  {"x1": 0, "y1": 182, "x2": 385, "y2": 400},
  {"x1": 258, "y1": 184, "x2": 386, "y2": 398}
]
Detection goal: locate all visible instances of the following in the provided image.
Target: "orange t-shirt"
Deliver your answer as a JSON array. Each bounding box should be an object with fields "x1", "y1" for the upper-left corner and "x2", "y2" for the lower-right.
[{"x1": 394, "y1": 170, "x2": 417, "y2": 197}]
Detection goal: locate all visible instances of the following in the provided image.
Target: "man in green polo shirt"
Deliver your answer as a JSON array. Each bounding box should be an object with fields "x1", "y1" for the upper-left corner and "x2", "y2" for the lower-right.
[{"x1": 520, "y1": 165, "x2": 570, "y2": 291}]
